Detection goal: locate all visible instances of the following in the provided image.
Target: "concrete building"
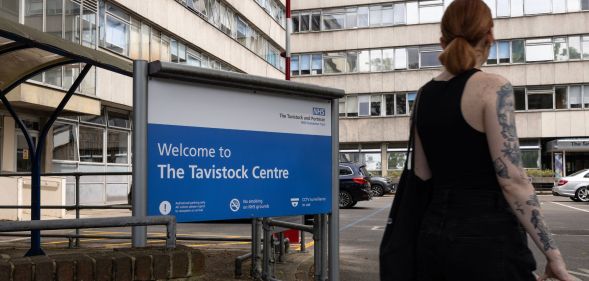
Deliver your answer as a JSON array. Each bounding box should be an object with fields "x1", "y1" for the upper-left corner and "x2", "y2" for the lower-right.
[
  {"x1": 290, "y1": 0, "x2": 589, "y2": 177},
  {"x1": 0, "y1": 0, "x2": 286, "y2": 210}
]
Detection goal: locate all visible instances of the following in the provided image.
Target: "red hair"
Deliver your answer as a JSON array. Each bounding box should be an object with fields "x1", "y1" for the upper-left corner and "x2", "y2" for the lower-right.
[{"x1": 438, "y1": 0, "x2": 494, "y2": 75}]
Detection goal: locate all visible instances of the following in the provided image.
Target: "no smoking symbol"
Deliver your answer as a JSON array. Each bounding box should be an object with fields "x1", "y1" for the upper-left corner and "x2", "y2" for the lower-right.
[{"x1": 229, "y1": 199, "x2": 240, "y2": 212}]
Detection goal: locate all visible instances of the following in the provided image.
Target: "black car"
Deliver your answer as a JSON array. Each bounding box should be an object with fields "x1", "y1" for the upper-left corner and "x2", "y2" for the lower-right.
[
  {"x1": 369, "y1": 176, "x2": 395, "y2": 197},
  {"x1": 339, "y1": 162, "x2": 372, "y2": 208}
]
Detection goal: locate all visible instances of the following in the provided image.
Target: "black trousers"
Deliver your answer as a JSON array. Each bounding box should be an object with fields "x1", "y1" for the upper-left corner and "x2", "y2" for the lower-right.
[{"x1": 416, "y1": 189, "x2": 537, "y2": 281}]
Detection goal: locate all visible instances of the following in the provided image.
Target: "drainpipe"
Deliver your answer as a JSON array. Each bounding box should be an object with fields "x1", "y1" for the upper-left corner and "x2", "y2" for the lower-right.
[{"x1": 285, "y1": 0, "x2": 291, "y2": 80}]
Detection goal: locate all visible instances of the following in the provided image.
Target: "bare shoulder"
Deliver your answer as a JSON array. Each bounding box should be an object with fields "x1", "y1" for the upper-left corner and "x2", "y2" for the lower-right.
[{"x1": 467, "y1": 72, "x2": 513, "y2": 102}]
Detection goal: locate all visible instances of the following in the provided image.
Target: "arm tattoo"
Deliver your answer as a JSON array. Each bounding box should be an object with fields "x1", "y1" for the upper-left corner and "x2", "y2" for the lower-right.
[
  {"x1": 496, "y1": 83, "x2": 523, "y2": 167},
  {"x1": 494, "y1": 158, "x2": 509, "y2": 178},
  {"x1": 531, "y1": 209, "x2": 557, "y2": 251},
  {"x1": 526, "y1": 194, "x2": 541, "y2": 207},
  {"x1": 514, "y1": 201, "x2": 525, "y2": 215}
]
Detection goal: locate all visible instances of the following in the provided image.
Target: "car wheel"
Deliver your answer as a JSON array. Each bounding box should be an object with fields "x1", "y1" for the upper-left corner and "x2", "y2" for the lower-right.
[
  {"x1": 570, "y1": 196, "x2": 581, "y2": 202},
  {"x1": 349, "y1": 201, "x2": 357, "y2": 207},
  {"x1": 371, "y1": 184, "x2": 385, "y2": 197},
  {"x1": 575, "y1": 186, "x2": 589, "y2": 202},
  {"x1": 339, "y1": 191, "x2": 354, "y2": 208}
]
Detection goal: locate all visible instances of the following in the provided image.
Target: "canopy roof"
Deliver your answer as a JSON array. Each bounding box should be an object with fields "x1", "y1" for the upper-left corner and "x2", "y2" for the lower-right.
[{"x1": 0, "y1": 17, "x2": 132, "y2": 93}]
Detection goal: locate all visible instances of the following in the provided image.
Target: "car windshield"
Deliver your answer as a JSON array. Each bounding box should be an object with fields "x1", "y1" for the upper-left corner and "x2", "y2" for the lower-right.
[
  {"x1": 568, "y1": 169, "x2": 589, "y2": 177},
  {"x1": 359, "y1": 166, "x2": 369, "y2": 176}
]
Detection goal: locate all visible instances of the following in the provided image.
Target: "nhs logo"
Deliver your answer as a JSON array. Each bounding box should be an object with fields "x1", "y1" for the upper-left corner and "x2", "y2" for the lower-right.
[{"x1": 313, "y1": 107, "x2": 326, "y2": 116}]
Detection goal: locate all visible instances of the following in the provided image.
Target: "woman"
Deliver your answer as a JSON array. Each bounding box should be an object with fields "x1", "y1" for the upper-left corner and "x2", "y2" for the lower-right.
[{"x1": 412, "y1": 1, "x2": 573, "y2": 280}]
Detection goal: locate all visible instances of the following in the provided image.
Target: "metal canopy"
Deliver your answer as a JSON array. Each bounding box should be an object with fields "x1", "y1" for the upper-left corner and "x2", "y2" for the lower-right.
[
  {"x1": 0, "y1": 16, "x2": 132, "y2": 93},
  {"x1": 0, "y1": 18, "x2": 133, "y2": 257},
  {"x1": 149, "y1": 61, "x2": 345, "y2": 100}
]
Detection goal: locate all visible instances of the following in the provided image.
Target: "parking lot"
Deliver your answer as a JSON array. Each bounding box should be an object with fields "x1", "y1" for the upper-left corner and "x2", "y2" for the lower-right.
[{"x1": 340, "y1": 194, "x2": 589, "y2": 281}]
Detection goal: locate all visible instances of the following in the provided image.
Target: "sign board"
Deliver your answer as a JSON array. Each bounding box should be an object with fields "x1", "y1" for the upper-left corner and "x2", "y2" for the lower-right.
[{"x1": 146, "y1": 78, "x2": 333, "y2": 222}]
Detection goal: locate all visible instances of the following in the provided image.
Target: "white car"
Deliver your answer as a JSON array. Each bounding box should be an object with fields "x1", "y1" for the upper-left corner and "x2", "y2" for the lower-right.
[{"x1": 552, "y1": 169, "x2": 589, "y2": 202}]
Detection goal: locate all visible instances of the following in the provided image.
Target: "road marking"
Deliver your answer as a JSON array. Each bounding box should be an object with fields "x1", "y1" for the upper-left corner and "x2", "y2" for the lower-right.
[
  {"x1": 0, "y1": 237, "x2": 29, "y2": 243},
  {"x1": 569, "y1": 270, "x2": 589, "y2": 278},
  {"x1": 579, "y1": 268, "x2": 589, "y2": 274},
  {"x1": 371, "y1": 226, "x2": 384, "y2": 231},
  {"x1": 188, "y1": 242, "x2": 250, "y2": 247},
  {"x1": 293, "y1": 241, "x2": 315, "y2": 251},
  {"x1": 42, "y1": 238, "x2": 105, "y2": 245},
  {"x1": 340, "y1": 207, "x2": 388, "y2": 232},
  {"x1": 551, "y1": 202, "x2": 589, "y2": 213}
]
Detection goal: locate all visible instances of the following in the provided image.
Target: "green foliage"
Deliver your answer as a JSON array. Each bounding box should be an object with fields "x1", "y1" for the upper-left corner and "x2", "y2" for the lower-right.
[{"x1": 526, "y1": 169, "x2": 555, "y2": 177}]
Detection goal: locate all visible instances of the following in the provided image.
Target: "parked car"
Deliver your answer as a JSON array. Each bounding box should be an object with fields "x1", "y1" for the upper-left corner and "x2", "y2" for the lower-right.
[
  {"x1": 368, "y1": 175, "x2": 395, "y2": 197},
  {"x1": 552, "y1": 169, "x2": 589, "y2": 202},
  {"x1": 339, "y1": 162, "x2": 372, "y2": 208}
]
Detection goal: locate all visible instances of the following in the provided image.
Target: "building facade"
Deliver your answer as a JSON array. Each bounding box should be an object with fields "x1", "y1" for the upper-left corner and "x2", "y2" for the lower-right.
[
  {"x1": 291, "y1": 0, "x2": 589, "y2": 177},
  {"x1": 0, "y1": 0, "x2": 286, "y2": 206}
]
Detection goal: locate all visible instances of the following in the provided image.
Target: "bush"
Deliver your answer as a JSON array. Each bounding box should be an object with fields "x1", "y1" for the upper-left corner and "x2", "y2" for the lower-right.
[
  {"x1": 526, "y1": 169, "x2": 555, "y2": 177},
  {"x1": 386, "y1": 170, "x2": 403, "y2": 179}
]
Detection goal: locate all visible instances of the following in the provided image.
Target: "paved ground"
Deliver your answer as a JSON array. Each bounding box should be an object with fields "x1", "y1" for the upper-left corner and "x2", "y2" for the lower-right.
[{"x1": 1, "y1": 194, "x2": 588, "y2": 280}]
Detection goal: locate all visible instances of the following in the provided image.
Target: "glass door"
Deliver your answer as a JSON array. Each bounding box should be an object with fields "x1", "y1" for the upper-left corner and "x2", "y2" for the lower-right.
[{"x1": 16, "y1": 133, "x2": 38, "y2": 172}]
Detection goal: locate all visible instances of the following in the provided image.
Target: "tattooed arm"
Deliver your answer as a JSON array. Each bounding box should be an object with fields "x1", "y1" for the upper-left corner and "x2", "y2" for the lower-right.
[{"x1": 482, "y1": 77, "x2": 571, "y2": 280}]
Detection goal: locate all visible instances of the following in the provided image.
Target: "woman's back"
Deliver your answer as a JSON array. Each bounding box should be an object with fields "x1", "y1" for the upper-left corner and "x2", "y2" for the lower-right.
[{"x1": 416, "y1": 69, "x2": 499, "y2": 191}]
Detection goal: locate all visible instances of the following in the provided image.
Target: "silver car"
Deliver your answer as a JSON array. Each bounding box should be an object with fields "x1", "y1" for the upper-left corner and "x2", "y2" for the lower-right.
[{"x1": 552, "y1": 169, "x2": 589, "y2": 202}]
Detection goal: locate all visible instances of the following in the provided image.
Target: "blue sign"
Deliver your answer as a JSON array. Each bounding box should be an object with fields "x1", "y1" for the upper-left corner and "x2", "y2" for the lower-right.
[{"x1": 147, "y1": 79, "x2": 333, "y2": 222}]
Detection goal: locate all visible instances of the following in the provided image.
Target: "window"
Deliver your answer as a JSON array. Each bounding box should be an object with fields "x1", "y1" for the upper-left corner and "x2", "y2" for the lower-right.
[
  {"x1": 381, "y1": 5, "x2": 394, "y2": 26},
  {"x1": 554, "y1": 37, "x2": 568, "y2": 61},
  {"x1": 347, "y1": 96, "x2": 358, "y2": 117},
  {"x1": 420, "y1": 46, "x2": 442, "y2": 67},
  {"x1": 555, "y1": 86, "x2": 568, "y2": 109},
  {"x1": 583, "y1": 0, "x2": 589, "y2": 10},
  {"x1": 79, "y1": 126, "x2": 104, "y2": 163},
  {"x1": 358, "y1": 50, "x2": 371, "y2": 72},
  {"x1": 300, "y1": 54, "x2": 311, "y2": 75},
  {"x1": 524, "y1": 0, "x2": 551, "y2": 14},
  {"x1": 53, "y1": 122, "x2": 78, "y2": 161},
  {"x1": 582, "y1": 36, "x2": 589, "y2": 59},
  {"x1": 108, "y1": 110, "x2": 130, "y2": 128},
  {"x1": 358, "y1": 7, "x2": 369, "y2": 27},
  {"x1": 371, "y1": 95, "x2": 382, "y2": 116},
  {"x1": 498, "y1": 41, "x2": 510, "y2": 63},
  {"x1": 346, "y1": 7, "x2": 358, "y2": 29},
  {"x1": 521, "y1": 150, "x2": 540, "y2": 168},
  {"x1": 496, "y1": 0, "x2": 510, "y2": 17},
  {"x1": 339, "y1": 167, "x2": 353, "y2": 176},
  {"x1": 187, "y1": 51, "x2": 202, "y2": 67},
  {"x1": 362, "y1": 152, "x2": 382, "y2": 172},
  {"x1": 170, "y1": 39, "x2": 178, "y2": 62},
  {"x1": 370, "y1": 49, "x2": 383, "y2": 72},
  {"x1": 369, "y1": 6, "x2": 381, "y2": 27},
  {"x1": 568, "y1": 0, "x2": 581, "y2": 11},
  {"x1": 385, "y1": 94, "x2": 395, "y2": 116},
  {"x1": 140, "y1": 23, "x2": 150, "y2": 60},
  {"x1": 568, "y1": 36, "x2": 582, "y2": 60},
  {"x1": 511, "y1": 0, "x2": 524, "y2": 16},
  {"x1": 291, "y1": 55, "x2": 299, "y2": 76},
  {"x1": 512, "y1": 39, "x2": 525, "y2": 63},
  {"x1": 236, "y1": 17, "x2": 247, "y2": 45},
  {"x1": 525, "y1": 38, "x2": 553, "y2": 62},
  {"x1": 569, "y1": 86, "x2": 582, "y2": 108},
  {"x1": 300, "y1": 13, "x2": 310, "y2": 32},
  {"x1": 388, "y1": 151, "x2": 407, "y2": 170},
  {"x1": 323, "y1": 9, "x2": 345, "y2": 30},
  {"x1": 339, "y1": 99, "x2": 346, "y2": 117},
  {"x1": 107, "y1": 130, "x2": 128, "y2": 164},
  {"x1": 311, "y1": 54, "x2": 323, "y2": 75},
  {"x1": 553, "y1": 0, "x2": 567, "y2": 13},
  {"x1": 129, "y1": 19, "x2": 140, "y2": 59},
  {"x1": 311, "y1": 13, "x2": 321, "y2": 31},
  {"x1": 585, "y1": 85, "x2": 589, "y2": 108},
  {"x1": 394, "y1": 48, "x2": 407, "y2": 69},
  {"x1": 382, "y1": 49, "x2": 395, "y2": 71},
  {"x1": 358, "y1": 95, "x2": 370, "y2": 116},
  {"x1": 292, "y1": 13, "x2": 299, "y2": 33},
  {"x1": 419, "y1": 0, "x2": 443, "y2": 23},
  {"x1": 514, "y1": 87, "x2": 526, "y2": 110},
  {"x1": 347, "y1": 51, "x2": 359, "y2": 73},
  {"x1": 323, "y1": 52, "x2": 346, "y2": 73},
  {"x1": 407, "y1": 48, "x2": 419, "y2": 69},
  {"x1": 487, "y1": 42, "x2": 498, "y2": 65},
  {"x1": 406, "y1": 2, "x2": 419, "y2": 24},
  {"x1": 24, "y1": 0, "x2": 43, "y2": 30},
  {"x1": 527, "y1": 88, "x2": 554, "y2": 110},
  {"x1": 0, "y1": 0, "x2": 20, "y2": 22},
  {"x1": 396, "y1": 93, "x2": 407, "y2": 115},
  {"x1": 46, "y1": 0, "x2": 62, "y2": 38},
  {"x1": 393, "y1": 3, "x2": 406, "y2": 25},
  {"x1": 102, "y1": 4, "x2": 130, "y2": 55},
  {"x1": 408, "y1": 92, "x2": 417, "y2": 111}
]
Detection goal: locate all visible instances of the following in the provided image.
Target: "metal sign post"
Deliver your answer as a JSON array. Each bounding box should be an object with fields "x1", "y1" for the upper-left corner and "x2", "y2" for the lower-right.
[
  {"x1": 329, "y1": 98, "x2": 340, "y2": 280},
  {"x1": 132, "y1": 60, "x2": 148, "y2": 247}
]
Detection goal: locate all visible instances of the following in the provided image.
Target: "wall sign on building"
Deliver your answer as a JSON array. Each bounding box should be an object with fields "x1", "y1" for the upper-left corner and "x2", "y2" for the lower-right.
[{"x1": 144, "y1": 65, "x2": 339, "y2": 222}]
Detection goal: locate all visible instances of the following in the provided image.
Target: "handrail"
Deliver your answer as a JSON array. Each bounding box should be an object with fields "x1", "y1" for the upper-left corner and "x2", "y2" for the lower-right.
[{"x1": 0, "y1": 216, "x2": 176, "y2": 248}]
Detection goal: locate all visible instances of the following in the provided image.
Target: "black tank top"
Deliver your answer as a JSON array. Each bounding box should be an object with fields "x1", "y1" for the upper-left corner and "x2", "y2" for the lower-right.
[{"x1": 416, "y1": 69, "x2": 500, "y2": 191}]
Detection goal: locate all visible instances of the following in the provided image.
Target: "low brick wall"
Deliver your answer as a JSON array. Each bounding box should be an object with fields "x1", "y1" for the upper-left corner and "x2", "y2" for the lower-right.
[{"x1": 0, "y1": 245, "x2": 204, "y2": 281}]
